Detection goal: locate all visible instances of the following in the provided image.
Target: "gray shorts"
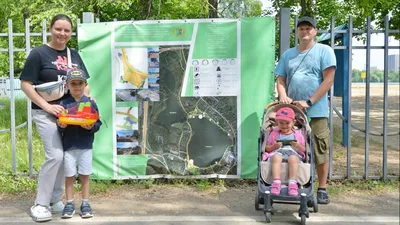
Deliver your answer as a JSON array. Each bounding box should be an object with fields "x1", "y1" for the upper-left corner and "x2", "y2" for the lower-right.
[
  {"x1": 64, "y1": 149, "x2": 92, "y2": 177},
  {"x1": 267, "y1": 149, "x2": 303, "y2": 163}
]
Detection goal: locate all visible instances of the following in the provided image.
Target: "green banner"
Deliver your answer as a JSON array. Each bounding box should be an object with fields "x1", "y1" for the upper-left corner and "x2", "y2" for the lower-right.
[
  {"x1": 192, "y1": 22, "x2": 237, "y2": 59},
  {"x1": 240, "y1": 17, "x2": 276, "y2": 178},
  {"x1": 78, "y1": 18, "x2": 275, "y2": 179},
  {"x1": 115, "y1": 23, "x2": 194, "y2": 42}
]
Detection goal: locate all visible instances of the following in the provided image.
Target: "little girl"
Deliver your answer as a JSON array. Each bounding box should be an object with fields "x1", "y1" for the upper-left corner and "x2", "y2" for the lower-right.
[{"x1": 263, "y1": 107, "x2": 306, "y2": 196}]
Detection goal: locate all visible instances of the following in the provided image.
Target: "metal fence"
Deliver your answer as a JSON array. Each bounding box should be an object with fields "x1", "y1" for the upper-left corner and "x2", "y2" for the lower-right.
[
  {"x1": 1, "y1": 10, "x2": 399, "y2": 179},
  {"x1": 0, "y1": 17, "x2": 81, "y2": 176},
  {"x1": 279, "y1": 9, "x2": 399, "y2": 180}
]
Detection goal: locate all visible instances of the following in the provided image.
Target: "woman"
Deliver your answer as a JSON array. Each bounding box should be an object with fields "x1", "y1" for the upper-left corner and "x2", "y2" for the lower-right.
[{"x1": 20, "y1": 14, "x2": 90, "y2": 222}]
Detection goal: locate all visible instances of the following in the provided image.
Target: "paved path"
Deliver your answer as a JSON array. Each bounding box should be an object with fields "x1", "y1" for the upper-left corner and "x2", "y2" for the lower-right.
[
  {"x1": 0, "y1": 186, "x2": 398, "y2": 225},
  {"x1": 0, "y1": 215, "x2": 399, "y2": 224}
]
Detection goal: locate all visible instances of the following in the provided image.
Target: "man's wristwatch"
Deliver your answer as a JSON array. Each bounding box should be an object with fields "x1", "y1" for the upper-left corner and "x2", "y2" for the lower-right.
[{"x1": 306, "y1": 99, "x2": 313, "y2": 107}]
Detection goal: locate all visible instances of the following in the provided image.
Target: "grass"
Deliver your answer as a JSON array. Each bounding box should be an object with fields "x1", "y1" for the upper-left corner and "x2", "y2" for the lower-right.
[
  {"x1": 0, "y1": 175, "x2": 227, "y2": 196},
  {"x1": 1, "y1": 174, "x2": 398, "y2": 199},
  {"x1": 0, "y1": 98, "x2": 45, "y2": 174},
  {"x1": 0, "y1": 173, "x2": 37, "y2": 194},
  {"x1": 327, "y1": 179, "x2": 399, "y2": 196}
]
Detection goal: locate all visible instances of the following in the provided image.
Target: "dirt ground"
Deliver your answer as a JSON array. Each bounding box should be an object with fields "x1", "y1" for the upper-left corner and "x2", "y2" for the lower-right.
[
  {"x1": 332, "y1": 83, "x2": 399, "y2": 177},
  {"x1": 0, "y1": 182, "x2": 399, "y2": 220}
]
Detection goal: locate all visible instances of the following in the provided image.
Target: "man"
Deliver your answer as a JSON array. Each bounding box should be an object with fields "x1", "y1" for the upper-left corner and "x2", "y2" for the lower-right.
[{"x1": 275, "y1": 16, "x2": 336, "y2": 204}]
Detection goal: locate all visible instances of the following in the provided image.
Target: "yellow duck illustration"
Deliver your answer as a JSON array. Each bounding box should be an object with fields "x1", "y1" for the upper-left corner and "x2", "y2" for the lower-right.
[{"x1": 119, "y1": 48, "x2": 149, "y2": 87}]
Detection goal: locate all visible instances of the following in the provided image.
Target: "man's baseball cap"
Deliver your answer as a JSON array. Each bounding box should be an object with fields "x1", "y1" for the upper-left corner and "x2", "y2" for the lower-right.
[
  {"x1": 297, "y1": 16, "x2": 316, "y2": 28},
  {"x1": 66, "y1": 68, "x2": 87, "y2": 83},
  {"x1": 276, "y1": 107, "x2": 295, "y2": 121}
]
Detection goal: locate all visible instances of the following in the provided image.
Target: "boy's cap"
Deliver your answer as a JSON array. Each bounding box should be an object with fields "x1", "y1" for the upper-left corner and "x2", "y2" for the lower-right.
[
  {"x1": 297, "y1": 16, "x2": 316, "y2": 28},
  {"x1": 66, "y1": 69, "x2": 87, "y2": 83},
  {"x1": 276, "y1": 107, "x2": 295, "y2": 121}
]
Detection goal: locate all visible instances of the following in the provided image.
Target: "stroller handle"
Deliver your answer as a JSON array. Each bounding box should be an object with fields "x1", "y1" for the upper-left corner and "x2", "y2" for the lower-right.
[
  {"x1": 265, "y1": 101, "x2": 306, "y2": 114},
  {"x1": 265, "y1": 100, "x2": 298, "y2": 111},
  {"x1": 264, "y1": 101, "x2": 279, "y2": 111}
]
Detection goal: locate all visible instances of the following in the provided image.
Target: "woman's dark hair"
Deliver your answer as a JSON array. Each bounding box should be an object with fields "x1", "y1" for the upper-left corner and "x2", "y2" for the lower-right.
[{"x1": 50, "y1": 14, "x2": 73, "y2": 29}]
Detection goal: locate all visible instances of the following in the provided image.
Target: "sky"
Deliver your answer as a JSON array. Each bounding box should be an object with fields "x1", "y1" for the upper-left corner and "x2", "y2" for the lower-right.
[
  {"x1": 352, "y1": 35, "x2": 399, "y2": 70},
  {"x1": 260, "y1": 0, "x2": 272, "y2": 9},
  {"x1": 258, "y1": 0, "x2": 400, "y2": 70}
]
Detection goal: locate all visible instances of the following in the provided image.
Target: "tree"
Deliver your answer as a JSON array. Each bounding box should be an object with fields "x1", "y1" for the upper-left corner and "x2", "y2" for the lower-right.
[
  {"x1": 352, "y1": 69, "x2": 362, "y2": 82},
  {"x1": 0, "y1": 0, "x2": 83, "y2": 76},
  {"x1": 0, "y1": 0, "x2": 264, "y2": 77},
  {"x1": 218, "y1": 0, "x2": 262, "y2": 18},
  {"x1": 388, "y1": 70, "x2": 399, "y2": 83},
  {"x1": 300, "y1": 0, "x2": 313, "y2": 16},
  {"x1": 208, "y1": 0, "x2": 218, "y2": 18},
  {"x1": 352, "y1": 69, "x2": 399, "y2": 83},
  {"x1": 370, "y1": 70, "x2": 383, "y2": 82},
  {"x1": 265, "y1": 0, "x2": 400, "y2": 39}
]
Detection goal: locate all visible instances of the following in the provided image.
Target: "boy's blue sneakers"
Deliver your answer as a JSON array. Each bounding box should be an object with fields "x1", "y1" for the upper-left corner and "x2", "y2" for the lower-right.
[
  {"x1": 80, "y1": 202, "x2": 93, "y2": 218},
  {"x1": 61, "y1": 202, "x2": 75, "y2": 219}
]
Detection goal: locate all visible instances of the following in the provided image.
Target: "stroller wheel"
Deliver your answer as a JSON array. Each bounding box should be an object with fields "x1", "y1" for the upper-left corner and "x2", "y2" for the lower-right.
[
  {"x1": 254, "y1": 192, "x2": 261, "y2": 211},
  {"x1": 307, "y1": 200, "x2": 314, "y2": 207},
  {"x1": 313, "y1": 195, "x2": 319, "y2": 213},
  {"x1": 301, "y1": 214, "x2": 307, "y2": 225},
  {"x1": 265, "y1": 212, "x2": 272, "y2": 223}
]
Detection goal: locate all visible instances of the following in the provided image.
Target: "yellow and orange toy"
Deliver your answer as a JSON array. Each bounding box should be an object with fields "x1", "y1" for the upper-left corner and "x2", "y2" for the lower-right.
[{"x1": 58, "y1": 102, "x2": 99, "y2": 126}]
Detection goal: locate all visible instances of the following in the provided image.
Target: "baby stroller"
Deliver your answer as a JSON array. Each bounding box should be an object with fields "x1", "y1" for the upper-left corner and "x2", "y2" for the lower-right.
[{"x1": 254, "y1": 102, "x2": 318, "y2": 225}]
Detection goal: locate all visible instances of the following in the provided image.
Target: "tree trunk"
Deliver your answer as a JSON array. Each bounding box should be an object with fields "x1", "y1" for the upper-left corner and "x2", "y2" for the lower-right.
[
  {"x1": 140, "y1": 0, "x2": 154, "y2": 19},
  {"x1": 300, "y1": 0, "x2": 314, "y2": 17},
  {"x1": 208, "y1": 0, "x2": 218, "y2": 18}
]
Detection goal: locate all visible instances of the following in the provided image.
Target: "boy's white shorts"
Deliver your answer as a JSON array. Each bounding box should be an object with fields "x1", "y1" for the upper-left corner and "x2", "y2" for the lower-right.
[{"x1": 64, "y1": 149, "x2": 92, "y2": 177}]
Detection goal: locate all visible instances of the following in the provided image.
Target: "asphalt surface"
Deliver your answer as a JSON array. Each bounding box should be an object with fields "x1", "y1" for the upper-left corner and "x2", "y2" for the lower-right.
[
  {"x1": 0, "y1": 184, "x2": 398, "y2": 225},
  {"x1": 0, "y1": 192, "x2": 398, "y2": 224},
  {"x1": 0, "y1": 215, "x2": 399, "y2": 225}
]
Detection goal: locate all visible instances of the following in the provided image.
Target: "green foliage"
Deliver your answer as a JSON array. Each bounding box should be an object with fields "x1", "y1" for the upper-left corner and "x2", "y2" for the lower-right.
[
  {"x1": 0, "y1": 98, "x2": 28, "y2": 127},
  {"x1": 263, "y1": 0, "x2": 400, "y2": 61},
  {"x1": 328, "y1": 179, "x2": 399, "y2": 196},
  {"x1": 156, "y1": 0, "x2": 209, "y2": 19},
  {"x1": 352, "y1": 69, "x2": 399, "y2": 83},
  {"x1": 0, "y1": 173, "x2": 36, "y2": 193},
  {"x1": 89, "y1": 178, "x2": 225, "y2": 195},
  {"x1": 265, "y1": 0, "x2": 400, "y2": 36},
  {"x1": 0, "y1": 0, "x2": 263, "y2": 77},
  {"x1": 193, "y1": 179, "x2": 212, "y2": 190},
  {"x1": 388, "y1": 70, "x2": 400, "y2": 82},
  {"x1": 0, "y1": 0, "x2": 81, "y2": 77},
  {"x1": 218, "y1": 0, "x2": 262, "y2": 18},
  {"x1": 90, "y1": 179, "x2": 112, "y2": 194},
  {"x1": 140, "y1": 178, "x2": 154, "y2": 189},
  {"x1": 0, "y1": 98, "x2": 46, "y2": 174}
]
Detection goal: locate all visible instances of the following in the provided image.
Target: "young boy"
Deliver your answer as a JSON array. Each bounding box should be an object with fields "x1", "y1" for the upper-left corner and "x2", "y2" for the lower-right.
[
  {"x1": 263, "y1": 107, "x2": 306, "y2": 196},
  {"x1": 57, "y1": 68, "x2": 102, "y2": 218}
]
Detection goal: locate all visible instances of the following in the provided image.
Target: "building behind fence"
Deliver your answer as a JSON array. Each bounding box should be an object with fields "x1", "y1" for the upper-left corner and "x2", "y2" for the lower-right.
[{"x1": 0, "y1": 78, "x2": 26, "y2": 99}]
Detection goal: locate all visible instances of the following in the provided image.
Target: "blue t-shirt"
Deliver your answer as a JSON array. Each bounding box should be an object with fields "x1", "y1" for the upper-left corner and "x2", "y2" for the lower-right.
[{"x1": 275, "y1": 43, "x2": 336, "y2": 118}]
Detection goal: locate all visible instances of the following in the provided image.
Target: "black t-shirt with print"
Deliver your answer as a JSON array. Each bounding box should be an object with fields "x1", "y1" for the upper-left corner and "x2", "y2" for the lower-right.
[{"x1": 20, "y1": 44, "x2": 90, "y2": 109}]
